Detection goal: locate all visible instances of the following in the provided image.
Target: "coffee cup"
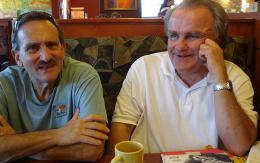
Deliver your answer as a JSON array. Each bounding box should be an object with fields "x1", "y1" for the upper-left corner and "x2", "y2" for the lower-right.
[{"x1": 111, "y1": 141, "x2": 144, "y2": 163}]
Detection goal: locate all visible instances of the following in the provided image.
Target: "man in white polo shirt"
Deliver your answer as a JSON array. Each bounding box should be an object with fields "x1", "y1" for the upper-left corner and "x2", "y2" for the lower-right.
[{"x1": 109, "y1": 0, "x2": 258, "y2": 156}]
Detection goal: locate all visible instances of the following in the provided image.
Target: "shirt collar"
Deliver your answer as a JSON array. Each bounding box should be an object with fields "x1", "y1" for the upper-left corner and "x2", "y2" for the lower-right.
[{"x1": 160, "y1": 52, "x2": 177, "y2": 78}]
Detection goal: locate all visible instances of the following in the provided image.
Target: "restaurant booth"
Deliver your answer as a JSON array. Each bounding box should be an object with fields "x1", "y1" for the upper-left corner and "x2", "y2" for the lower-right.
[{"x1": 0, "y1": 1, "x2": 260, "y2": 162}]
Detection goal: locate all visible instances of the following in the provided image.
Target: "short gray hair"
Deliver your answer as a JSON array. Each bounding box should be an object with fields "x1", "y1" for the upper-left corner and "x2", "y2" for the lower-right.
[{"x1": 164, "y1": 0, "x2": 228, "y2": 47}]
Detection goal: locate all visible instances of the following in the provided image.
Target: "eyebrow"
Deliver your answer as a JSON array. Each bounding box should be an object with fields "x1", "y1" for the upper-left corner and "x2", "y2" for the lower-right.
[
  {"x1": 188, "y1": 32, "x2": 207, "y2": 37},
  {"x1": 24, "y1": 42, "x2": 40, "y2": 50},
  {"x1": 168, "y1": 28, "x2": 214, "y2": 33},
  {"x1": 24, "y1": 41, "x2": 59, "y2": 50},
  {"x1": 168, "y1": 29, "x2": 215, "y2": 37}
]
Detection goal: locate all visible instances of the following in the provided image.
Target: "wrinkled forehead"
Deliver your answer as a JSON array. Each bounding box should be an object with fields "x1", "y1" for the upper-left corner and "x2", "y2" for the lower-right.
[
  {"x1": 18, "y1": 20, "x2": 58, "y2": 34},
  {"x1": 17, "y1": 20, "x2": 60, "y2": 46},
  {"x1": 169, "y1": 6, "x2": 214, "y2": 32}
]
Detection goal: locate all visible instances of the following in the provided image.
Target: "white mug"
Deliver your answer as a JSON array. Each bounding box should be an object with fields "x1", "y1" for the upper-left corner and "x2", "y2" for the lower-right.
[{"x1": 111, "y1": 141, "x2": 144, "y2": 163}]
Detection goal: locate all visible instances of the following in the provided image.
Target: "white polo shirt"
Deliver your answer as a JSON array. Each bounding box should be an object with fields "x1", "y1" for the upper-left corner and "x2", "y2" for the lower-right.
[{"x1": 112, "y1": 51, "x2": 258, "y2": 153}]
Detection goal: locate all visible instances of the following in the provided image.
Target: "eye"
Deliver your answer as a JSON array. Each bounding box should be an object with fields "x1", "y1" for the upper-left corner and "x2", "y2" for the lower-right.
[
  {"x1": 26, "y1": 44, "x2": 40, "y2": 54},
  {"x1": 46, "y1": 42, "x2": 59, "y2": 50},
  {"x1": 186, "y1": 33, "x2": 203, "y2": 41},
  {"x1": 168, "y1": 33, "x2": 179, "y2": 41}
]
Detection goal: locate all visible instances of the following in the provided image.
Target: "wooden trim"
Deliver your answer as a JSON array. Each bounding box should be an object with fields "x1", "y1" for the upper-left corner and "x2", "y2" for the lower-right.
[
  {"x1": 228, "y1": 12, "x2": 260, "y2": 19},
  {"x1": 228, "y1": 18, "x2": 255, "y2": 37},
  {"x1": 57, "y1": 18, "x2": 165, "y2": 38},
  {"x1": 57, "y1": 18, "x2": 256, "y2": 38}
]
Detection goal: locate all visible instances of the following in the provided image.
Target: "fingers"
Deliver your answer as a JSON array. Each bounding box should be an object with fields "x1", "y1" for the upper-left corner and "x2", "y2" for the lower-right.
[
  {"x1": 79, "y1": 121, "x2": 110, "y2": 145},
  {"x1": 78, "y1": 123, "x2": 109, "y2": 145},
  {"x1": 199, "y1": 38, "x2": 223, "y2": 59},
  {"x1": 199, "y1": 40, "x2": 212, "y2": 55},
  {"x1": 81, "y1": 115, "x2": 110, "y2": 140},
  {"x1": 60, "y1": 114, "x2": 110, "y2": 146},
  {"x1": 79, "y1": 135, "x2": 104, "y2": 145},
  {"x1": 82, "y1": 114, "x2": 108, "y2": 124},
  {"x1": 198, "y1": 55, "x2": 207, "y2": 64},
  {"x1": 82, "y1": 127, "x2": 109, "y2": 141},
  {"x1": 78, "y1": 120, "x2": 110, "y2": 146},
  {"x1": 204, "y1": 38, "x2": 219, "y2": 47},
  {"x1": 84, "y1": 121, "x2": 110, "y2": 134},
  {"x1": 199, "y1": 38, "x2": 227, "y2": 81},
  {"x1": 201, "y1": 39, "x2": 222, "y2": 53}
]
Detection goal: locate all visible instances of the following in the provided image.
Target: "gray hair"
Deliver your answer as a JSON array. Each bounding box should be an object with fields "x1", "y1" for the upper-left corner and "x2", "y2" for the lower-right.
[
  {"x1": 11, "y1": 11, "x2": 64, "y2": 51},
  {"x1": 164, "y1": 0, "x2": 228, "y2": 47}
]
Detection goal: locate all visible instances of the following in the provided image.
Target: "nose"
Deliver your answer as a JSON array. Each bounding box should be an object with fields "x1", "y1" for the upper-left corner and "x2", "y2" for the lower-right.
[
  {"x1": 172, "y1": 37, "x2": 188, "y2": 51},
  {"x1": 39, "y1": 46, "x2": 51, "y2": 61}
]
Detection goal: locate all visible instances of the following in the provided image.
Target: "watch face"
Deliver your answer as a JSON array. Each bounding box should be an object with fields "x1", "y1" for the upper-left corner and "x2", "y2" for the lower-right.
[{"x1": 213, "y1": 80, "x2": 232, "y2": 91}]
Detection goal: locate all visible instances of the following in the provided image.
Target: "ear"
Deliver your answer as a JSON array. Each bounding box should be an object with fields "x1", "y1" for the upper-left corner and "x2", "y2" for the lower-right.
[
  {"x1": 62, "y1": 42, "x2": 67, "y2": 51},
  {"x1": 12, "y1": 50, "x2": 23, "y2": 67},
  {"x1": 61, "y1": 42, "x2": 67, "y2": 56}
]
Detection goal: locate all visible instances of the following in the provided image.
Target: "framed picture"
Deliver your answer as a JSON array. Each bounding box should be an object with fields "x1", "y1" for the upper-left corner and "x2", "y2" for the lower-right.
[
  {"x1": 70, "y1": 7, "x2": 85, "y2": 19},
  {"x1": 104, "y1": 0, "x2": 137, "y2": 10}
]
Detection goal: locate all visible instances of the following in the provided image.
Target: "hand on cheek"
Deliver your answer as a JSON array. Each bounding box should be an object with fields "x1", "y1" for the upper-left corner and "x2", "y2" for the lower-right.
[{"x1": 199, "y1": 38, "x2": 228, "y2": 81}]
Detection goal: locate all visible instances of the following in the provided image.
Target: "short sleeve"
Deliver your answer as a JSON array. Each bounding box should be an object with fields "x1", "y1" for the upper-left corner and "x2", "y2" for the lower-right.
[
  {"x1": 234, "y1": 78, "x2": 258, "y2": 128},
  {"x1": 228, "y1": 62, "x2": 258, "y2": 128},
  {"x1": 75, "y1": 68, "x2": 107, "y2": 121},
  {"x1": 112, "y1": 58, "x2": 145, "y2": 125}
]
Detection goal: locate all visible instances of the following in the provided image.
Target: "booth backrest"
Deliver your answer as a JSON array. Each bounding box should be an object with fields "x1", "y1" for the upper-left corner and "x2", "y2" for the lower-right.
[
  {"x1": 65, "y1": 35, "x2": 254, "y2": 122},
  {"x1": 65, "y1": 36, "x2": 167, "y2": 121}
]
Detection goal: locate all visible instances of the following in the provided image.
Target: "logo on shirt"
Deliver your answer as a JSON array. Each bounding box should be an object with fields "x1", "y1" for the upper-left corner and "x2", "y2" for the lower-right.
[{"x1": 54, "y1": 104, "x2": 67, "y2": 118}]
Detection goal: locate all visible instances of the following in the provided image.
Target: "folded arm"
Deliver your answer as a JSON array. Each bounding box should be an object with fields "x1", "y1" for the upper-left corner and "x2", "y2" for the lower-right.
[
  {"x1": 0, "y1": 113, "x2": 109, "y2": 162},
  {"x1": 214, "y1": 88, "x2": 257, "y2": 156},
  {"x1": 199, "y1": 39, "x2": 257, "y2": 156},
  {"x1": 0, "y1": 126, "x2": 61, "y2": 162},
  {"x1": 30, "y1": 142, "x2": 105, "y2": 162}
]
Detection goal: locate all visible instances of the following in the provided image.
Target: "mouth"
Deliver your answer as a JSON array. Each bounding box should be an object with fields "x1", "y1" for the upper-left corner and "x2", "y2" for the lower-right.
[
  {"x1": 174, "y1": 53, "x2": 193, "y2": 58},
  {"x1": 176, "y1": 55, "x2": 192, "y2": 58},
  {"x1": 37, "y1": 62, "x2": 56, "y2": 71}
]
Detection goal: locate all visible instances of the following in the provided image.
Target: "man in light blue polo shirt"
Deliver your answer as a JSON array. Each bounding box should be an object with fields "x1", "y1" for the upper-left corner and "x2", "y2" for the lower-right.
[{"x1": 0, "y1": 11, "x2": 109, "y2": 162}]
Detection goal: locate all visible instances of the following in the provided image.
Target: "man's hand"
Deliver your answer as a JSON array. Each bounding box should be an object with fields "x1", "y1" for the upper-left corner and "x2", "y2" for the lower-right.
[
  {"x1": 56, "y1": 110, "x2": 110, "y2": 146},
  {"x1": 0, "y1": 111, "x2": 108, "y2": 162},
  {"x1": 199, "y1": 38, "x2": 228, "y2": 82},
  {"x1": 28, "y1": 110, "x2": 109, "y2": 161},
  {"x1": 0, "y1": 115, "x2": 16, "y2": 136}
]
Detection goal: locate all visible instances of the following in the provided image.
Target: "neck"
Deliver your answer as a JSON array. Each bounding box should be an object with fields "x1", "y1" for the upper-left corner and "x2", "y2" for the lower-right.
[
  {"x1": 32, "y1": 80, "x2": 57, "y2": 102},
  {"x1": 176, "y1": 66, "x2": 208, "y2": 87}
]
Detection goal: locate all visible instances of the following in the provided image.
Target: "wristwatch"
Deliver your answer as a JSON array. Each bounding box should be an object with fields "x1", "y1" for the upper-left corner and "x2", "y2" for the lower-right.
[{"x1": 213, "y1": 80, "x2": 233, "y2": 91}]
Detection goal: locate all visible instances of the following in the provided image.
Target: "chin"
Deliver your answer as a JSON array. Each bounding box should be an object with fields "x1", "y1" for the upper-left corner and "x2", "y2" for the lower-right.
[
  {"x1": 39, "y1": 74, "x2": 60, "y2": 84},
  {"x1": 175, "y1": 64, "x2": 198, "y2": 73}
]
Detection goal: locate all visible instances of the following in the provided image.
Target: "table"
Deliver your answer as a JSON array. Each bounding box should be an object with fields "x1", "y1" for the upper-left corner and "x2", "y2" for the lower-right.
[{"x1": 12, "y1": 153, "x2": 162, "y2": 163}]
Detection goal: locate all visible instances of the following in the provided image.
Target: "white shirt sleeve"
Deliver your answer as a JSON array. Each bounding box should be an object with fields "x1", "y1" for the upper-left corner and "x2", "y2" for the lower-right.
[
  {"x1": 227, "y1": 61, "x2": 258, "y2": 128},
  {"x1": 112, "y1": 58, "x2": 145, "y2": 125}
]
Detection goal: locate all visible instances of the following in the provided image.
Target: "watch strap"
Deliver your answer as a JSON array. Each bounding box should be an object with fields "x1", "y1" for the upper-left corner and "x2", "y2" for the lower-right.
[{"x1": 213, "y1": 80, "x2": 233, "y2": 91}]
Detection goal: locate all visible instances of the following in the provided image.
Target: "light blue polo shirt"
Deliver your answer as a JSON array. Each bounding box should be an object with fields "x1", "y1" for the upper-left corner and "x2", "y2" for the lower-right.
[{"x1": 0, "y1": 56, "x2": 107, "y2": 133}]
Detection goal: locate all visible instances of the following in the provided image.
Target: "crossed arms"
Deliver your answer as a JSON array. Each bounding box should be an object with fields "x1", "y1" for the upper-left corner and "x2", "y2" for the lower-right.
[{"x1": 0, "y1": 110, "x2": 109, "y2": 162}]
